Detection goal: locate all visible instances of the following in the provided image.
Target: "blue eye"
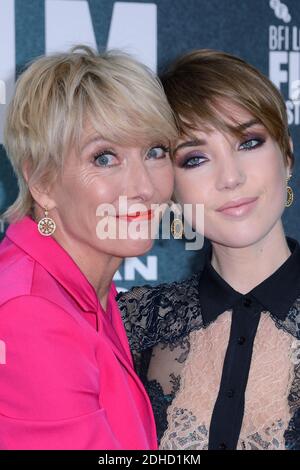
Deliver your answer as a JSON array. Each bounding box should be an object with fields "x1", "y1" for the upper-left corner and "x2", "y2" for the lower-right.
[
  {"x1": 94, "y1": 151, "x2": 117, "y2": 167},
  {"x1": 147, "y1": 145, "x2": 169, "y2": 159},
  {"x1": 239, "y1": 138, "x2": 264, "y2": 151},
  {"x1": 180, "y1": 155, "x2": 208, "y2": 168}
]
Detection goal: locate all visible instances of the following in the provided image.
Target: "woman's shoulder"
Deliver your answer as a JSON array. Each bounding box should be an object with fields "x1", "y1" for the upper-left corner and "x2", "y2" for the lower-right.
[
  {"x1": 116, "y1": 273, "x2": 201, "y2": 320},
  {"x1": 0, "y1": 295, "x2": 83, "y2": 333},
  {"x1": 0, "y1": 236, "x2": 36, "y2": 306},
  {"x1": 116, "y1": 273, "x2": 203, "y2": 350},
  {"x1": 0, "y1": 235, "x2": 58, "y2": 306}
]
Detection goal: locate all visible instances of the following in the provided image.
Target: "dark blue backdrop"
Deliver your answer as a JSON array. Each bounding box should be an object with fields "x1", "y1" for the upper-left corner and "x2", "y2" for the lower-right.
[{"x1": 0, "y1": 0, "x2": 299, "y2": 290}]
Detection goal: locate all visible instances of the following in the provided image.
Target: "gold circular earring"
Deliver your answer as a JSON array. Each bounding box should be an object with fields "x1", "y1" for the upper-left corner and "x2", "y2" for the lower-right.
[
  {"x1": 37, "y1": 208, "x2": 56, "y2": 236},
  {"x1": 171, "y1": 217, "x2": 184, "y2": 239},
  {"x1": 168, "y1": 200, "x2": 184, "y2": 239},
  {"x1": 286, "y1": 175, "x2": 294, "y2": 208}
]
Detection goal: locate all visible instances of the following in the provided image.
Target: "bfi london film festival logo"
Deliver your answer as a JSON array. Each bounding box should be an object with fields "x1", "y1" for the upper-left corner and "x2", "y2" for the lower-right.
[{"x1": 269, "y1": 0, "x2": 300, "y2": 125}]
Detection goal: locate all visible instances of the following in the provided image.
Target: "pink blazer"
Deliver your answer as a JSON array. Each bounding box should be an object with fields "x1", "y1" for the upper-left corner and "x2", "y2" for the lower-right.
[{"x1": 0, "y1": 216, "x2": 157, "y2": 450}]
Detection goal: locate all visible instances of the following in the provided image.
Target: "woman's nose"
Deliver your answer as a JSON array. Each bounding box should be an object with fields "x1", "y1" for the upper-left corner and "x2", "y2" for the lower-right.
[
  {"x1": 215, "y1": 155, "x2": 246, "y2": 191},
  {"x1": 125, "y1": 160, "x2": 155, "y2": 202}
]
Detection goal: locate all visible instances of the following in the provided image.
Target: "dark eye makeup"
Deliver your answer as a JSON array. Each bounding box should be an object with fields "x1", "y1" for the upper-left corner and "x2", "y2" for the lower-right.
[
  {"x1": 238, "y1": 136, "x2": 265, "y2": 151},
  {"x1": 176, "y1": 152, "x2": 208, "y2": 169},
  {"x1": 175, "y1": 134, "x2": 266, "y2": 169}
]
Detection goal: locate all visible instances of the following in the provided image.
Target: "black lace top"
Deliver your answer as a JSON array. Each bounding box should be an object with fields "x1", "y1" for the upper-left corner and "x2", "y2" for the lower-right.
[{"x1": 117, "y1": 237, "x2": 300, "y2": 450}]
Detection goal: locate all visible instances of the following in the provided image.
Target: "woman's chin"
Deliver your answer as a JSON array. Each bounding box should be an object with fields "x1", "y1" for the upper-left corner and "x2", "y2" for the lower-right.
[
  {"x1": 211, "y1": 231, "x2": 265, "y2": 249},
  {"x1": 113, "y1": 238, "x2": 155, "y2": 258}
]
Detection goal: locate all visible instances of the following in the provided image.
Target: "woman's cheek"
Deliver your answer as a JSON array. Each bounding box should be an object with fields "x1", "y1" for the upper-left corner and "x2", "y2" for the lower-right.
[
  {"x1": 173, "y1": 175, "x2": 190, "y2": 204},
  {"x1": 155, "y1": 167, "x2": 175, "y2": 200}
]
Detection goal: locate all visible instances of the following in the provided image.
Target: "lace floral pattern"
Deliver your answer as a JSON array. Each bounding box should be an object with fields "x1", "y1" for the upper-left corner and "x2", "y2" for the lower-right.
[
  {"x1": 160, "y1": 408, "x2": 209, "y2": 450},
  {"x1": 117, "y1": 274, "x2": 204, "y2": 351},
  {"x1": 272, "y1": 297, "x2": 300, "y2": 340},
  {"x1": 239, "y1": 420, "x2": 285, "y2": 450}
]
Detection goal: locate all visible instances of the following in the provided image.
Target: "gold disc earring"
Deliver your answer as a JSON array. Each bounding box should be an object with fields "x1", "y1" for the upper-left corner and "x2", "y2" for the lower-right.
[
  {"x1": 286, "y1": 175, "x2": 294, "y2": 208},
  {"x1": 171, "y1": 217, "x2": 184, "y2": 239},
  {"x1": 37, "y1": 208, "x2": 56, "y2": 236}
]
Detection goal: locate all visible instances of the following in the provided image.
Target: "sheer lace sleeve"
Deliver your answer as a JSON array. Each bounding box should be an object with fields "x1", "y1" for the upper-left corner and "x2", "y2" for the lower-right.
[
  {"x1": 142, "y1": 335, "x2": 193, "y2": 442},
  {"x1": 116, "y1": 283, "x2": 164, "y2": 352},
  {"x1": 116, "y1": 275, "x2": 205, "y2": 442},
  {"x1": 116, "y1": 274, "x2": 203, "y2": 352}
]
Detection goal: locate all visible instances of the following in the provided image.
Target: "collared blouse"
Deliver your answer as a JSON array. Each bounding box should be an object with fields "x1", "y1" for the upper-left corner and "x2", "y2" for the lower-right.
[
  {"x1": 117, "y1": 237, "x2": 300, "y2": 450},
  {"x1": 0, "y1": 216, "x2": 157, "y2": 450}
]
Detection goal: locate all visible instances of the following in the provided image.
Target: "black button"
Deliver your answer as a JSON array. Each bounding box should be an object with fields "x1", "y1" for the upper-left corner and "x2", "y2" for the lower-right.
[
  {"x1": 219, "y1": 443, "x2": 227, "y2": 450},
  {"x1": 243, "y1": 297, "x2": 252, "y2": 307},
  {"x1": 238, "y1": 336, "x2": 246, "y2": 345},
  {"x1": 227, "y1": 389, "x2": 235, "y2": 398}
]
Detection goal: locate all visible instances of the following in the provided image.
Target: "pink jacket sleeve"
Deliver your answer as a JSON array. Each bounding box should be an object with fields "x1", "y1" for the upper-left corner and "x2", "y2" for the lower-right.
[{"x1": 0, "y1": 295, "x2": 120, "y2": 449}]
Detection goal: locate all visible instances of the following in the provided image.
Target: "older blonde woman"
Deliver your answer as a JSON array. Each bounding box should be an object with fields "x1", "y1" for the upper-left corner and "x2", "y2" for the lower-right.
[{"x1": 0, "y1": 46, "x2": 177, "y2": 450}]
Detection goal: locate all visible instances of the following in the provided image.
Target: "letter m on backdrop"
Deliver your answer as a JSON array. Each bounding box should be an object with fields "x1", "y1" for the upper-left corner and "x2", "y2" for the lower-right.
[{"x1": 45, "y1": 0, "x2": 157, "y2": 71}]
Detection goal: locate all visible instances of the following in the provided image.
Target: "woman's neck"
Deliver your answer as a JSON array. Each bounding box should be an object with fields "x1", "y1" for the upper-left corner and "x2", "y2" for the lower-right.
[
  {"x1": 210, "y1": 221, "x2": 291, "y2": 295},
  {"x1": 66, "y1": 245, "x2": 122, "y2": 311},
  {"x1": 32, "y1": 208, "x2": 122, "y2": 311},
  {"x1": 54, "y1": 233, "x2": 122, "y2": 312}
]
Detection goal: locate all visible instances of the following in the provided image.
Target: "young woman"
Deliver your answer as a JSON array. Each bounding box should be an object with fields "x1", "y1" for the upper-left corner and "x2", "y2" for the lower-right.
[
  {"x1": 117, "y1": 50, "x2": 300, "y2": 450},
  {"x1": 0, "y1": 45, "x2": 177, "y2": 449}
]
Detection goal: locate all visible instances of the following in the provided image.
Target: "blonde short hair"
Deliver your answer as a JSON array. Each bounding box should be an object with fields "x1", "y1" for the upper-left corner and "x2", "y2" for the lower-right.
[{"x1": 3, "y1": 45, "x2": 178, "y2": 222}]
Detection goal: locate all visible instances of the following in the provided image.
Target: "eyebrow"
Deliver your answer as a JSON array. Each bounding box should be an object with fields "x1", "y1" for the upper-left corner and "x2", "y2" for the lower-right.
[
  {"x1": 173, "y1": 119, "x2": 262, "y2": 155},
  {"x1": 80, "y1": 135, "x2": 106, "y2": 152},
  {"x1": 173, "y1": 138, "x2": 206, "y2": 155},
  {"x1": 234, "y1": 119, "x2": 261, "y2": 132}
]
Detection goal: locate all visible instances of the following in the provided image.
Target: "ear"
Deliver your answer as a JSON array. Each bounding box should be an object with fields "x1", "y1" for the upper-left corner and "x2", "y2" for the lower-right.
[{"x1": 22, "y1": 161, "x2": 57, "y2": 211}]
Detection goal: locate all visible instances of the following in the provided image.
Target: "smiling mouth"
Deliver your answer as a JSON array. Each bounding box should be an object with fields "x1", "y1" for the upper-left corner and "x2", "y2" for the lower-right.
[
  {"x1": 116, "y1": 209, "x2": 154, "y2": 221},
  {"x1": 216, "y1": 197, "x2": 259, "y2": 217}
]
